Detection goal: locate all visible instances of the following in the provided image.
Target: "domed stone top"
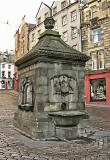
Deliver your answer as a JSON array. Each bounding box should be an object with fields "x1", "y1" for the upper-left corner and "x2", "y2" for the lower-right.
[{"x1": 44, "y1": 17, "x2": 55, "y2": 29}]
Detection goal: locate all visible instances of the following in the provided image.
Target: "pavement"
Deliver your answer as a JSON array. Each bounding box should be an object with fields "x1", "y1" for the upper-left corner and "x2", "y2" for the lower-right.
[
  {"x1": 86, "y1": 103, "x2": 110, "y2": 131},
  {"x1": 0, "y1": 90, "x2": 110, "y2": 160}
]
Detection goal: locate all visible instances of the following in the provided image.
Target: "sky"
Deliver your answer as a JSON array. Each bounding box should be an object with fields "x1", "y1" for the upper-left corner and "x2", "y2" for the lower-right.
[{"x1": 0, "y1": 0, "x2": 52, "y2": 52}]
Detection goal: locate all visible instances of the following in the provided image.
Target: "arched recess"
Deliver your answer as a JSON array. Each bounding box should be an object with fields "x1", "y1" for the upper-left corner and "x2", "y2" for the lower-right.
[{"x1": 19, "y1": 78, "x2": 34, "y2": 111}]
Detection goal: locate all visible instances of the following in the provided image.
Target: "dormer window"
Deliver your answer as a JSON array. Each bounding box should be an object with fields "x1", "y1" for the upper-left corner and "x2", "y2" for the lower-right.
[{"x1": 61, "y1": 1, "x2": 67, "y2": 9}]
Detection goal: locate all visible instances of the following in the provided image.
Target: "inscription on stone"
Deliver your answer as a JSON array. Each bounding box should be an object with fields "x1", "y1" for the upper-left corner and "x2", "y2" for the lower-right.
[{"x1": 51, "y1": 74, "x2": 76, "y2": 97}]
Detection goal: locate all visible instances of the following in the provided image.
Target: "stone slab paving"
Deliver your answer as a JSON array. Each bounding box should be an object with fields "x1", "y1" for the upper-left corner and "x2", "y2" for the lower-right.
[{"x1": 0, "y1": 90, "x2": 110, "y2": 159}]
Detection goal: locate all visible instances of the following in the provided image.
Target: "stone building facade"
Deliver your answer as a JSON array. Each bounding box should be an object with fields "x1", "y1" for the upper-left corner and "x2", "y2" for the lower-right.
[
  {"x1": 81, "y1": 0, "x2": 110, "y2": 104},
  {"x1": 0, "y1": 51, "x2": 14, "y2": 90},
  {"x1": 14, "y1": 16, "x2": 36, "y2": 90},
  {"x1": 14, "y1": 0, "x2": 82, "y2": 90},
  {"x1": 14, "y1": 0, "x2": 110, "y2": 105},
  {"x1": 29, "y1": 0, "x2": 82, "y2": 51}
]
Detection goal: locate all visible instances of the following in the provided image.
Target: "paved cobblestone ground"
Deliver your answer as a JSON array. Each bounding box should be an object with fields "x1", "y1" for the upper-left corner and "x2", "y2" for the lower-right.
[
  {"x1": 0, "y1": 90, "x2": 110, "y2": 160},
  {"x1": 86, "y1": 104, "x2": 110, "y2": 131}
]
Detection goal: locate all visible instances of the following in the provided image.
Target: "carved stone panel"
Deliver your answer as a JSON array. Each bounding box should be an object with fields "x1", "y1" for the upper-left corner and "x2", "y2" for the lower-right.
[{"x1": 51, "y1": 74, "x2": 76, "y2": 97}]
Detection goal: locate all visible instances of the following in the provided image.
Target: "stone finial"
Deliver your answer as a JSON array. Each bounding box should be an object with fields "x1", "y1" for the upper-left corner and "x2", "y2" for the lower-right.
[{"x1": 44, "y1": 17, "x2": 55, "y2": 30}]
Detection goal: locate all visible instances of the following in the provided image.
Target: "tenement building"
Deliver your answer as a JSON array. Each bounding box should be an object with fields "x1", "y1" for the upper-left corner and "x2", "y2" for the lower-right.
[
  {"x1": 14, "y1": 0, "x2": 82, "y2": 90},
  {"x1": 29, "y1": 0, "x2": 81, "y2": 51},
  {"x1": 14, "y1": 16, "x2": 36, "y2": 90},
  {"x1": 81, "y1": 0, "x2": 110, "y2": 104},
  {"x1": 14, "y1": 0, "x2": 110, "y2": 105},
  {"x1": 0, "y1": 51, "x2": 14, "y2": 89}
]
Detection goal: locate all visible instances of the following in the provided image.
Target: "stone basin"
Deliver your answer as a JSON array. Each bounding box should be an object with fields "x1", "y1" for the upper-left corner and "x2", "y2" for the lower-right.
[{"x1": 48, "y1": 111, "x2": 89, "y2": 127}]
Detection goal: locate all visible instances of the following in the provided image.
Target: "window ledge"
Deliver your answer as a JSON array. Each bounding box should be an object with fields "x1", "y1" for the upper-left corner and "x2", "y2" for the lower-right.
[
  {"x1": 92, "y1": 41, "x2": 101, "y2": 44},
  {"x1": 18, "y1": 104, "x2": 33, "y2": 112},
  {"x1": 62, "y1": 24, "x2": 67, "y2": 27},
  {"x1": 72, "y1": 37, "x2": 77, "y2": 39}
]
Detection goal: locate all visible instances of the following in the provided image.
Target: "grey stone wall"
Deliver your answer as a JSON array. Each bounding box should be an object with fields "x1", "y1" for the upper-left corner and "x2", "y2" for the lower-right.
[{"x1": 14, "y1": 61, "x2": 88, "y2": 139}]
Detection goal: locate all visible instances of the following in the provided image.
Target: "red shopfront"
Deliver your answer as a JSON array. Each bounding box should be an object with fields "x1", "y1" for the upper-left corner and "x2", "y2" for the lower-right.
[{"x1": 85, "y1": 70, "x2": 110, "y2": 105}]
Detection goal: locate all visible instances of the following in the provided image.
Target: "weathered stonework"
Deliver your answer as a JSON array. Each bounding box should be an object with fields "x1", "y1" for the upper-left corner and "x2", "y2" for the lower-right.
[
  {"x1": 81, "y1": 0, "x2": 110, "y2": 71},
  {"x1": 14, "y1": 17, "x2": 36, "y2": 90},
  {"x1": 14, "y1": 17, "x2": 90, "y2": 140},
  {"x1": 29, "y1": 0, "x2": 82, "y2": 51}
]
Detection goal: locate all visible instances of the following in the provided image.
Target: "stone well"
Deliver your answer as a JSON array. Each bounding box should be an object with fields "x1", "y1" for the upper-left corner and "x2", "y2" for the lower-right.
[{"x1": 14, "y1": 17, "x2": 90, "y2": 140}]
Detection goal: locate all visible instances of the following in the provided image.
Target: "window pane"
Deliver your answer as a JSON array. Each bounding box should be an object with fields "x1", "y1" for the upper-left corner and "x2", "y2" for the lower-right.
[
  {"x1": 62, "y1": 16, "x2": 67, "y2": 25},
  {"x1": 72, "y1": 28, "x2": 77, "y2": 38},
  {"x1": 91, "y1": 52, "x2": 97, "y2": 70},
  {"x1": 8, "y1": 71, "x2": 11, "y2": 78},
  {"x1": 97, "y1": 51, "x2": 104, "y2": 69},
  {"x1": 61, "y1": 1, "x2": 67, "y2": 9},
  {"x1": 92, "y1": 28, "x2": 101, "y2": 43},
  {"x1": 2, "y1": 71, "x2": 5, "y2": 78},
  {"x1": 8, "y1": 65, "x2": 11, "y2": 69},
  {"x1": 2, "y1": 64, "x2": 5, "y2": 68},
  {"x1": 90, "y1": 78, "x2": 106, "y2": 101},
  {"x1": 71, "y1": 10, "x2": 77, "y2": 21},
  {"x1": 2, "y1": 80, "x2": 5, "y2": 89}
]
